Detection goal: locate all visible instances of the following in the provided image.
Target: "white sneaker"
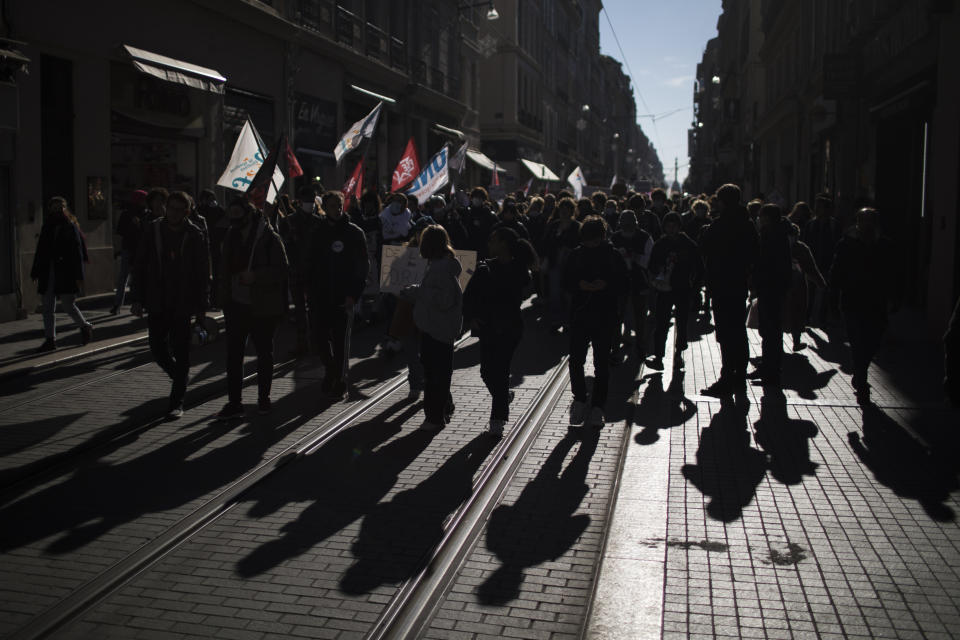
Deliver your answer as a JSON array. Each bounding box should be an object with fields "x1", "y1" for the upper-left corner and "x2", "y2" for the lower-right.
[
  {"x1": 570, "y1": 400, "x2": 587, "y2": 425},
  {"x1": 588, "y1": 406, "x2": 605, "y2": 427},
  {"x1": 488, "y1": 419, "x2": 506, "y2": 437}
]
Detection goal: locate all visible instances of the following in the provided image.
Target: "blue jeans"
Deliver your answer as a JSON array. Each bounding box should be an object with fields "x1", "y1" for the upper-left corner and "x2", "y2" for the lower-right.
[
  {"x1": 42, "y1": 265, "x2": 90, "y2": 340},
  {"x1": 113, "y1": 250, "x2": 131, "y2": 308}
]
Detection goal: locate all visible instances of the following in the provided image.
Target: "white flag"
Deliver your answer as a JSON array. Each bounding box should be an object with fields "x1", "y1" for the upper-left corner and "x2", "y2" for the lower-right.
[
  {"x1": 449, "y1": 141, "x2": 468, "y2": 173},
  {"x1": 334, "y1": 102, "x2": 383, "y2": 164},
  {"x1": 406, "y1": 146, "x2": 450, "y2": 205},
  {"x1": 568, "y1": 166, "x2": 587, "y2": 200},
  {"x1": 217, "y1": 119, "x2": 284, "y2": 203},
  {"x1": 610, "y1": 173, "x2": 619, "y2": 189}
]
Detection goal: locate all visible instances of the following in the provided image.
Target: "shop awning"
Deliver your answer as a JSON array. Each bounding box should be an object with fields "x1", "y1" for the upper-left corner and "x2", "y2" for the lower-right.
[
  {"x1": 432, "y1": 123, "x2": 466, "y2": 140},
  {"x1": 123, "y1": 44, "x2": 226, "y2": 94},
  {"x1": 520, "y1": 158, "x2": 560, "y2": 181},
  {"x1": 466, "y1": 149, "x2": 506, "y2": 173}
]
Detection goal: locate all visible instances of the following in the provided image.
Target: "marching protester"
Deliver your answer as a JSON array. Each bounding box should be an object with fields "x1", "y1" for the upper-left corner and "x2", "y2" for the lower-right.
[
  {"x1": 783, "y1": 222, "x2": 826, "y2": 351},
  {"x1": 355, "y1": 189, "x2": 384, "y2": 325},
  {"x1": 698, "y1": 183, "x2": 759, "y2": 399},
  {"x1": 402, "y1": 225, "x2": 463, "y2": 432},
  {"x1": 750, "y1": 204, "x2": 793, "y2": 389},
  {"x1": 431, "y1": 195, "x2": 469, "y2": 250},
  {"x1": 380, "y1": 193, "x2": 413, "y2": 245},
  {"x1": 542, "y1": 197, "x2": 582, "y2": 332},
  {"x1": 281, "y1": 185, "x2": 322, "y2": 354},
  {"x1": 610, "y1": 209, "x2": 653, "y2": 360},
  {"x1": 602, "y1": 198, "x2": 620, "y2": 231},
  {"x1": 130, "y1": 191, "x2": 210, "y2": 418},
  {"x1": 215, "y1": 198, "x2": 289, "y2": 418},
  {"x1": 802, "y1": 194, "x2": 841, "y2": 327},
  {"x1": 829, "y1": 207, "x2": 896, "y2": 396},
  {"x1": 30, "y1": 197, "x2": 94, "y2": 352},
  {"x1": 305, "y1": 191, "x2": 369, "y2": 399},
  {"x1": 563, "y1": 217, "x2": 628, "y2": 427},
  {"x1": 493, "y1": 196, "x2": 531, "y2": 241},
  {"x1": 461, "y1": 187, "x2": 499, "y2": 259},
  {"x1": 648, "y1": 212, "x2": 702, "y2": 369},
  {"x1": 197, "y1": 188, "x2": 226, "y2": 309},
  {"x1": 111, "y1": 189, "x2": 147, "y2": 315},
  {"x1": 627, "y1": 193, "x2": 661, "y2": 240},
  {"x1": 463, "y1": 227, "x2": 538, "y2": 437}
]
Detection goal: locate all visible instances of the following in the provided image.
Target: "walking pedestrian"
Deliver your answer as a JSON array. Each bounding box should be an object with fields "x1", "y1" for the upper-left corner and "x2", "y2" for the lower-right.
[
  {"x1": 110, "y1": 189, "x2": 147, "y2": 315},
  {"x1": 493, "y1": 197, "x2": 531, "y2": 241},
  {"x1": 699, "y1": 184, "x2": 759, "y2": 399},
  {"x1": 542, "y1": 197, "x2": 582, "y2": 332},
  {"x1": 402, "y1": 226, "x2": 463, "y2": 432},
  {"x1": 305, "y1": 191, "x2": 369, "y2": 399},
  {"x1": 461, "y1": 187, "x2": 499, "y2": 259},
  {"x1": 129, "y1": 191, "x2": 210, "y2": 418},
  {"x1": 30, "y1": 197, "x2": 93, "y2": 352},
  {"x1": 611, "y1": 209, "x2": 653, "y2": 359},
  {"x1": 648, "y1": 212, "x2": 702, "y2": 369},
  {"x1": 803, "y1": 194, "x2": 842, "y2": 327},
  {"x1": 563, "y1": 217, "x2": 629, "y2": 427},
  {"x1": 783, "y1": 223, "x2": 826, "y2": 351},
  {"x1": 215, "y1": 198, "x2": 289, "y2": 419},
  {"x1": 282, "y1": 185, "x2": 323, "y2": 354},
  {"x1": 829, "y1": 207, "x2": 895, "y2": 396},
  {"x1": 463, "y1": 227, "x2": 538, "y2": 437},
  {"x1": 751, "y1": 204, "x2": 793, "y2": 389}
]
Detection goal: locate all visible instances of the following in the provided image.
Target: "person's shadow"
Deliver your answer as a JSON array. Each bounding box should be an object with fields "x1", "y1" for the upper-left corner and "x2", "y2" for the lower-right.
[
  {"x1": 477, "y1": 428, "x2": 600, "y2": 605},
  {"x1": 235, "y1": 400, "x2": 433, "y2": 578},
  {"x1": 849, "y1": 402, "x2": 957, "y2": 522},
  {"x1": 780, "y1": 352, "x2": 836, "y2": 400},
  {"x1": 681, "y1": 399, "x2": 766, "y2": 522},
  {"x1": 339, "y1": 434, "x2": 498, "y2": 594},
  {"x1": 752, "y1": 392, "x2": 819, "y2": 485},
  {"x1": 634, "y1": 372, "x2": 696, "y2": 445}
]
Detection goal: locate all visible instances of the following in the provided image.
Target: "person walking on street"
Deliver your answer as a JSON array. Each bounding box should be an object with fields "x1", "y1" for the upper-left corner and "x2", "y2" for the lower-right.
[
  {"x1": 802, "y1": 194, "x2": 842, "y2": 327},
  {"x1": 783, "y1": 223, "x2": 826, "y2": 351},
  {"x1": 648, "y1": 212, "x2": 702, "y2": 370},
  {"x1": 751, "y1": 204, "x2": 794, "y2": 389},
  {"x1": 402, "y1": 226, "x2": 463, "y2": 432},
  {"x1": 829, "y1": 207, "x2": 896, "y2": 397},
  {"x1": 111, "y1": 189, "x2": 147, "y2": 314},
  {"x1": 30, "y1": 197, "x2": 93, "y2": 352},
  {"x1": 305, "y1": 191, "x2": 369, "y2": 400},
  {"x1": 611, "y1": 210, "x2": 653, "y2": 360},
  {"x1": 463, "y1": 227, "x2": 538, "y2": 437},
  {"x1": 542, "y1": 197, "x2": 582, "y2": 332},
  {"x1": 563, "y1": 217, "x2": 629, "y2": 427},
  {"x1": 130, "y1": 191, "x2": 210, "y2": 418},
  {"x1": 214, "y1": 198, "x2": 289, "y2": 419},
  {"x1": 282, "y1": 185, "x2": 322, "y2": 355},
  {"x1": 698, "y1": 184, "x2": 759, "y2": 399},
  {"x1": 461, "y1": 188, "x2": 499, "y2": 259}
]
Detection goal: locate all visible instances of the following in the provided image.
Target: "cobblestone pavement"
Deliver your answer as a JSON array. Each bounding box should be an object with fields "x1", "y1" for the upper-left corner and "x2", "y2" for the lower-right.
[{"x1": 1, "y1": 299, "x2": 957, "y2": 640}]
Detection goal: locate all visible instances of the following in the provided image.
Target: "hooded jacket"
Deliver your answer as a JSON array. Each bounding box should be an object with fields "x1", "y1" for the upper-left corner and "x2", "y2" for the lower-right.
[
  {"x1": 129, "y1": 217, "x2": 209, "y2": 316},
  {"x1": 407, "y1": 254, "x2": 463, "y2": 344}
]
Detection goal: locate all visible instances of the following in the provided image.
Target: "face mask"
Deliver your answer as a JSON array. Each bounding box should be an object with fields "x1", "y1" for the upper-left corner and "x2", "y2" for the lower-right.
[{"x1": 471, "y1": 198, "x2": 482, "y2": 208}]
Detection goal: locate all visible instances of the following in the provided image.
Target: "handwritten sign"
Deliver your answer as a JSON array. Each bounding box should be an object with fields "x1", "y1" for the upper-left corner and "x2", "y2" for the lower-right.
[{"x1": 379, "y1": 245, "x2": 477, "y2": 294}]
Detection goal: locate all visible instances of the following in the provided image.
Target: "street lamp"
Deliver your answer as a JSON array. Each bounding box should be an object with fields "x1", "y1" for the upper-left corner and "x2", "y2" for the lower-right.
[{"x1": 459, "y1": 1, "x2": 499, "y2": 20}]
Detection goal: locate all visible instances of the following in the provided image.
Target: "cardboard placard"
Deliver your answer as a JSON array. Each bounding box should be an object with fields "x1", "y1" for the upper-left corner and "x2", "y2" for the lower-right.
[{"x1": 379, "y1": 245, "x2": 477, "y2": 294}]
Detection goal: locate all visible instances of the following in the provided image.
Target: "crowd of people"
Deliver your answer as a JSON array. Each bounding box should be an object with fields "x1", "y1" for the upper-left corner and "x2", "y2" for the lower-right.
[{"x1": 30, "y1": 178, "x2": 955, "y2": 431}]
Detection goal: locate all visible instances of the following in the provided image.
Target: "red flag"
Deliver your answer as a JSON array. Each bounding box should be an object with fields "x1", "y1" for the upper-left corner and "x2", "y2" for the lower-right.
[
  {"x1": 522, "y1": 177, "x2": 534, "y2": 196},
  {"x1": 391, "y1": 137, "x2": 420, "y2": 192},
  {"x1": 491, "y1": 162, "x2": 500, "y2": 188},
  {"x1": 284, "y1": 139, "x2": 304, "y2": 178},
  {"x1": 247, "y1": 136, "x2": 282, "y2": 209},
  {"x1": 342, "y1": 159, "x2": 363, "y2": 210}
]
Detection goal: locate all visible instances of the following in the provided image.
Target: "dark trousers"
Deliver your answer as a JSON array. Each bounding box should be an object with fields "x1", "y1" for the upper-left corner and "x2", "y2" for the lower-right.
[
  {"x1": 479, "y1": 330, "x2": 521, "y2": 421},
  {"x1": 712, "y1": 293, "x2": 749, "y2": 385},
  {"x1": 614, "y1": 291, "x2": 649, "y2": 353},
  {"x1": 653, "y1": 290, "x2": 690, "y2": 357},
  {"x1": 757, "y1": 292, "x2": 785, "y2": 385},
  {"x1": 225, "y1": 306, "x2": 279, "y2": 404},
  {"x1": 569, "y1": 315, "x2": 614, "y2": 407},
  {"x1": 313, "y1": 300, "x2": 349, "y2": 386},
  {"x1": 844, "y1": 308, "x2": 886, "y2": 382},
  {"x1": 290, "y1": 277, "x2": 309, "y2": 349},
  {"x1": 420, "y1": 332, "x2": 454, "y2": 424},
  {"x1": 148, "y1": 313, "x2": 192, "y2": 405}
]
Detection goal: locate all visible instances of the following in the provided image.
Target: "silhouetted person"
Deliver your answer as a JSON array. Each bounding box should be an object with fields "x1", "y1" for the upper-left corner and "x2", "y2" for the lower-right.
[
  {"x1": 829, "y1": 207, "x2": 895, "y2": 396},
  {"x1": 802, "y1": 194, "x2": 842, "y2": 327},
  {"x1": 698, "y1": 184, "x2": 759, "y2": 398},
  {"x1": 783, "y1": 223, "x2": 826, "y2": 351},
  {"x1": 752, "y1": 204, "x2": 793, "y2": 389},
  {"x1": 611, "y1": 210, "x2": 653, "y2": 359}
]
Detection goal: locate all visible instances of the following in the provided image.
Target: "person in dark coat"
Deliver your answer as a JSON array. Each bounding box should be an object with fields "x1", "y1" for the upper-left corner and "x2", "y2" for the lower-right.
[
  {"x1": 214, "y1": 197, "x2": 289, "y2": 418},
  {"x1": 611, "y1": 210, "x2": 653, "y2": 359},
  {"x1": 648, "y1": 212, "x2": 702, "y2": 369},
  {"x1": 461, "y1": 187, "x2": 499, "y2": 259},
  {"x1": 430, "y1": 196, "x2": 469, "y2": 250},
  {"x1": 111, "y1": 189, "x2": 148, "y2": 314},
  {"x1": 802, "y1": 194, "x2": 842, "y2": 327},
  {"x1": 30, "y1": 197, "x2": 93, "y2": 352},
  {"x1": 492, "y1": 197, "x2": 531, "y2": 241},
  {"x1": 542, "y1": 198, "x2": 582, "y2": 331},
  {"x1": 698, "y1": 184, "x2": 759, "y2": 398},
  {"x1": 282, "y1": 185, "x2": 323, "y2": 354},
  {"x1": 563, "y1": 217, "x2": 629, "y2": 427},
  {"x1": 304, "y1": 191, "x2": 369, "y2": 399},
  {"x1": 751, "y1": 204, "x2": 794, "y2": 389},
  {"x1": 130, "y1": 190, "x2": 210, "y2": 418},
  {"x1": 829, "y1": 207, "x2": 896, "y2": 396},
  {"x1": 463, "y1": 227, "x2": 538, "y2": 437}
]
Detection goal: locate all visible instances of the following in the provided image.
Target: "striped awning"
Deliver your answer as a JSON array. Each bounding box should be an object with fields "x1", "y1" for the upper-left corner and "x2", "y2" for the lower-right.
[
  {"x1": 123, "y1": 44, "x2": 226, "y2": 94},
  {"x1": 466, "y1": 149, "x2": 506, "y2": 173},
  {"x1": 520, "y1": 158, "x2": 560, "y2": 181}
]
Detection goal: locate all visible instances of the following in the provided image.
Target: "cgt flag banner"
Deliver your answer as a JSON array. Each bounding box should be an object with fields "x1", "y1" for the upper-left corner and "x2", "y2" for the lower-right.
[
  {"x1": 567, "y1": 165, "x2": 587, "y2": 200},
  {"x1": 342, "y1": 159, "x2": 363, "y2": 211},
  {"x1": 391, "y1": 137, "x2": 420, "y2": 192},
  {"x1": 218, "y1": 119, "x2": 284, "y2": 202},
  {"x1": 406, "y1": 146, "x2": 449, "y2": 205},
  {"x1": 334, "y1": 102, "x2": 382, "y2": 164}
]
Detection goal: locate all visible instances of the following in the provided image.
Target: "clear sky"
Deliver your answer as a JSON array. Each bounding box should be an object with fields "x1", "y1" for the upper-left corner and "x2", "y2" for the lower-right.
[{"x1": 598, "y1": 0, "x2": 722, "y2": 187}]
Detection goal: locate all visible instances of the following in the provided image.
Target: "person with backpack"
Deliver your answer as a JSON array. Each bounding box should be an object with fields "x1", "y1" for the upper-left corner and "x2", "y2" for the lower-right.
[
  {"x1": 402, "y1": 226, "x2": 463, "y2": 432},
  {"x1": 214, "y1": 198, "x2": 290, "y2": 418},
  {"x1": 463, "y1": 227, "x2": 538, "y2": 437},
  {"x1": 648, "y1": 212, "x2": 702, "y2": 369},
  {"x1": 130, "y1": 191, "x2": 210, "y2": 418},
  {"x1": 31, "y1": 197, "x2": 93, "y2": 352},
  {"x1": 563, "y1": 217, "x2": 629, "y2": 427}
]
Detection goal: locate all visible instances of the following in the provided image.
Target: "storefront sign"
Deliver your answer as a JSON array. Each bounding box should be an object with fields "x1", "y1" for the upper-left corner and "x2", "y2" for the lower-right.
[{"x1": 293, "y1": 93, "x2": 337, "y2": 152}]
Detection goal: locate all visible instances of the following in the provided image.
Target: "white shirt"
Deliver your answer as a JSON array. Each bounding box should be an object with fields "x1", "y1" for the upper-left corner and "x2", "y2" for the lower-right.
[{"x1": 379, "y1": 205, "x2": 412, "y2": 242}]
